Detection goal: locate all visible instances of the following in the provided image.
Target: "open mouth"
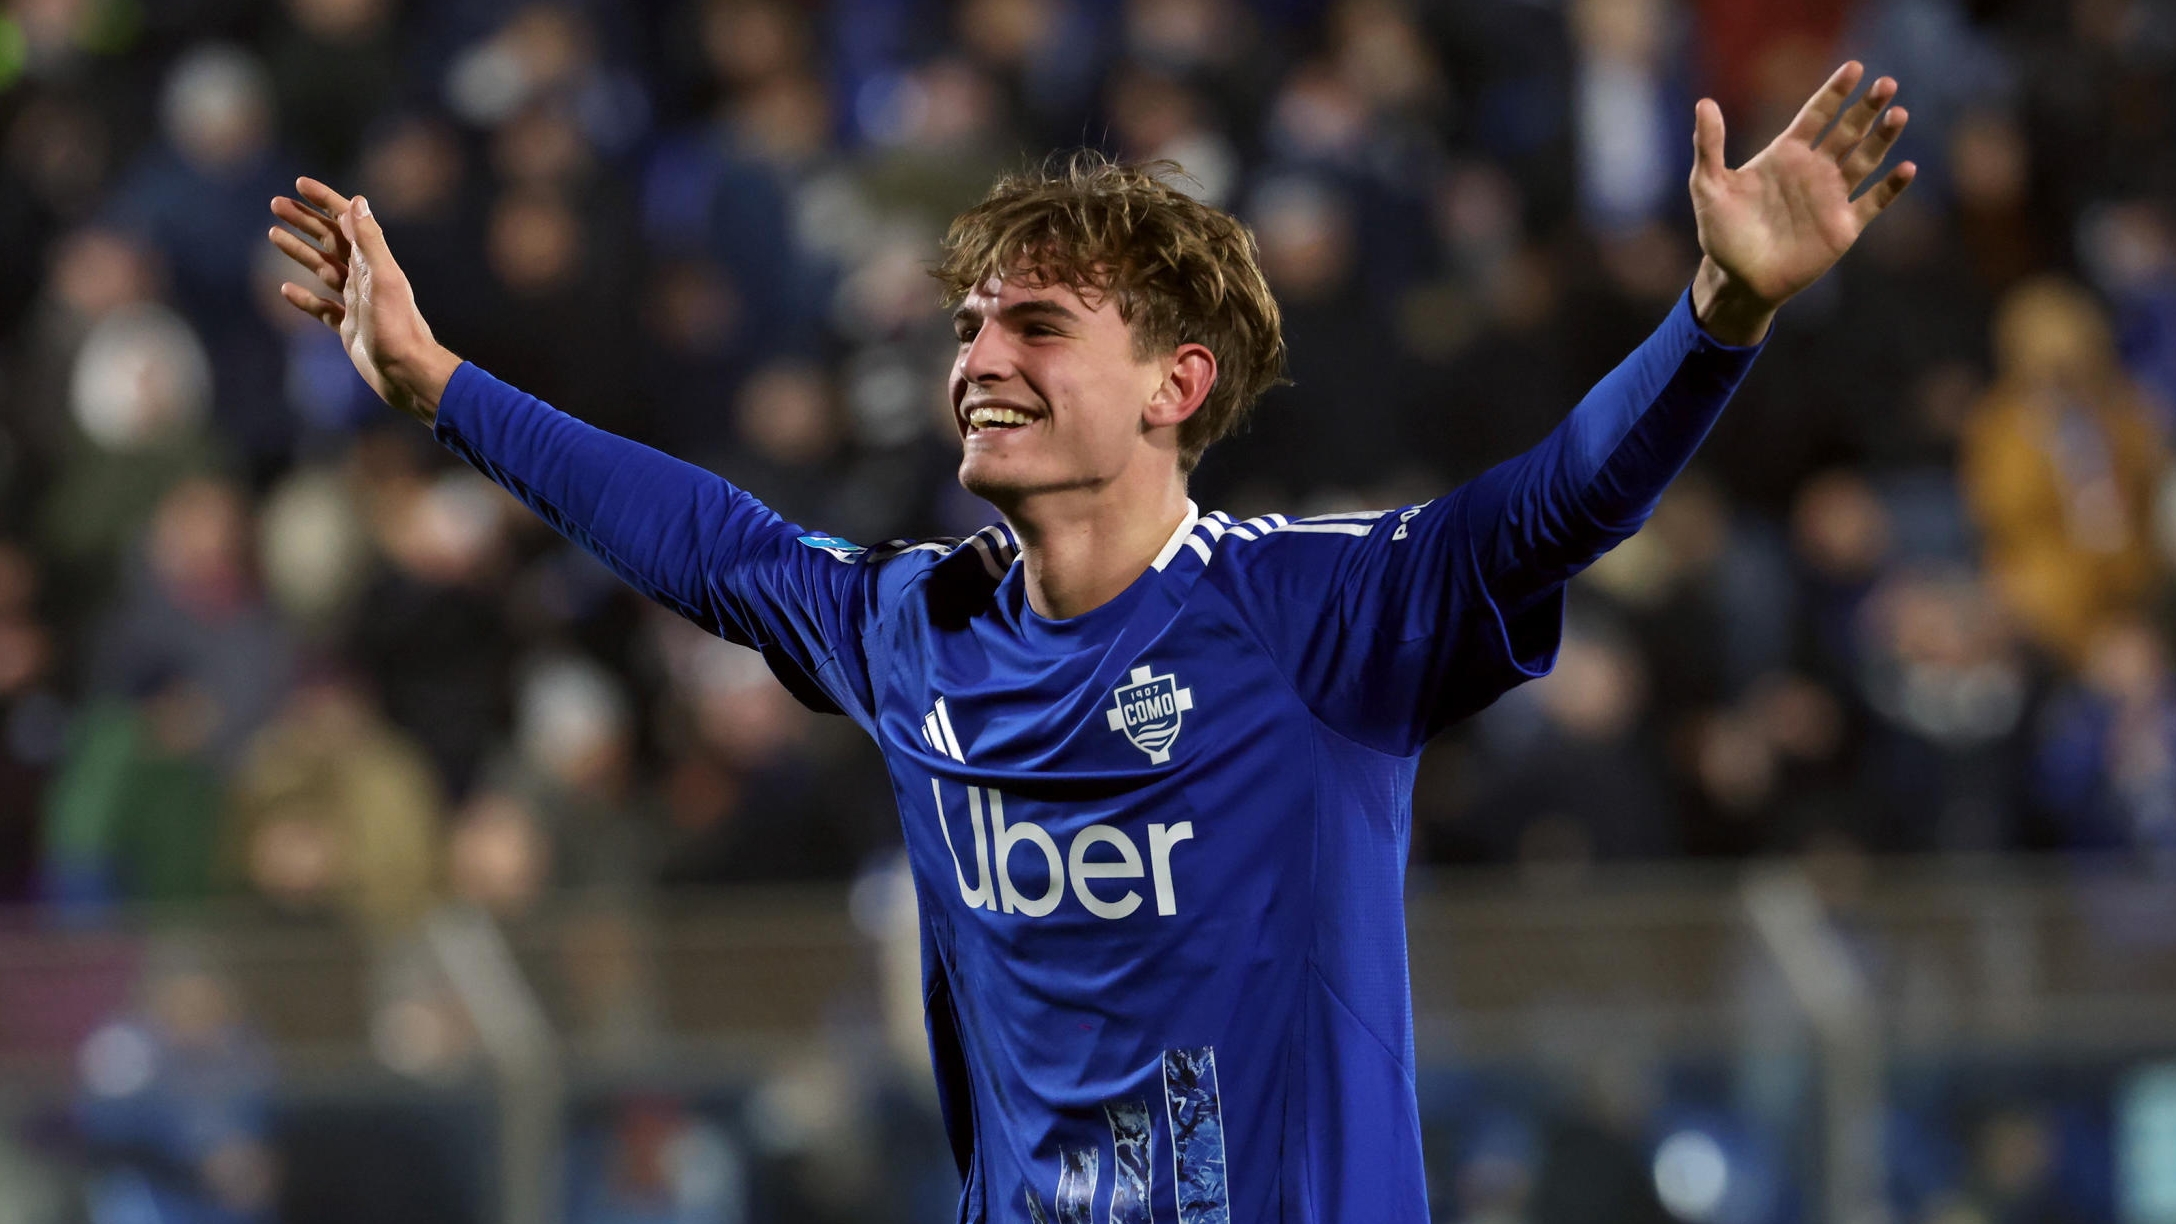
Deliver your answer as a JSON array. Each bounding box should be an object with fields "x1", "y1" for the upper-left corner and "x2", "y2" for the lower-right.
[{"x1": 961, "y1": 402, "x2": 1042, "y2": 434}]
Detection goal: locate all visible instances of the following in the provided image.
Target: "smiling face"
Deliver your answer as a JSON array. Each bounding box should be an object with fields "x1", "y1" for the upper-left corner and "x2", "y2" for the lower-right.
[
  {"x1": 933, "y1": 155, "x2": 1288, "y2": 501},
  {"x1": 949, "y1": 275, "x2": 1188, "y2": 507}
]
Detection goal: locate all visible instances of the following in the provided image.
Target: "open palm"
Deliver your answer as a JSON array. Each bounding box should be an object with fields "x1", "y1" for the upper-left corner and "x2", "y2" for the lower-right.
[
  {"x1": 1693, "y1": 62, "x2": 1917, "y2": 310},
  {"x1": 268, "y1": 177, "x2": 458, "y2": 425}
]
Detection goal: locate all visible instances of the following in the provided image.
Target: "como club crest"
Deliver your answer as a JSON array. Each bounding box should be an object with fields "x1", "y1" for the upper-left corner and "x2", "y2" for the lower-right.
[{"x1": 1105, "y1": 665, "x2": 1195, "y2": 764}]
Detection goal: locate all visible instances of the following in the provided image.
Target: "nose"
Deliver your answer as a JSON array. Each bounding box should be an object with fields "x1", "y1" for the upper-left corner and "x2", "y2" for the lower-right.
[{"x1": 958, "y1": 322, "x2": 1013, "y2": 385}]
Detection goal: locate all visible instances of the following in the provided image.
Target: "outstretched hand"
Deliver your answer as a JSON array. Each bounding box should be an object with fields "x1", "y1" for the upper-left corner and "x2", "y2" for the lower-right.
[
  {"x1": 1689, "y1": 62, "x2": 1917, "y2": 345},
  {"x1": 268, "y1": 178, "x2": 459, "y2": 426}
]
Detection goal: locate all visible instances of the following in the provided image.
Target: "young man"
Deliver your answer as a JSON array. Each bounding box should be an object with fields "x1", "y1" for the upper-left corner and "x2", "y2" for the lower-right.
[{"x1": 271, "y1": 64, "x2": 1913, "y2": 1223}]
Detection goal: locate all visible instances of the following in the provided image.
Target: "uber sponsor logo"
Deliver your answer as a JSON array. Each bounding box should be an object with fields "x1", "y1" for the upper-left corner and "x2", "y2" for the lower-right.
[
  {"x1": 923, "y1": 698, "x2": 1195, "y2": 919},
  {"x1": 941, "y1": 787, "x2": 1194, "y2": 920},
  {"x1": 1106, "y1": 666, "x2": 1193, "y2": 763}
]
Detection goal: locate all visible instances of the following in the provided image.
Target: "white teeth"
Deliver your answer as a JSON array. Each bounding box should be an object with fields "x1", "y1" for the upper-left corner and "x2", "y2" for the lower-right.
[{"x1": 966, "y1": 406, "x2": 1033, "y2": 429}]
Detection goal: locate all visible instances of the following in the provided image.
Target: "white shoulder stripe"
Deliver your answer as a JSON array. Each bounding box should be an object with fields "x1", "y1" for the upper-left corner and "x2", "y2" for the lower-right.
[
  {"x1": 1188, "y1": 506, "x2": 1381, "y2": 550},
  {"x1": 964, "y1": 534, "x2": 1007, "y2": 580},
  {"x1": 1297, "y1": 508, "x2": 1390, "y2": 522},
  {"x1": 869, "y1": 531, "x2": 1022, "y2": 568},
  {"x1": 973, "y1": 524, "x2": 1017, "y2": 562},
  {"x1": 1172, "y1": 507, "x2": 1390, "y2": 566}
]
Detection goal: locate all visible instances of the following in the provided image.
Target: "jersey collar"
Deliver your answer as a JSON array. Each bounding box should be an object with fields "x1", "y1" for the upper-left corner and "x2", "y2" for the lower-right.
[{"x1": 1147, "y1": 500, "x2": 1201, "y2": 572}]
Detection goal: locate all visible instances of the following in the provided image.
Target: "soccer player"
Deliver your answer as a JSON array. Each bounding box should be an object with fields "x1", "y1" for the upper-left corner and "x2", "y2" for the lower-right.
[{"x1": 270, "y1": 63, "x2": 1913, "y2": 1223}]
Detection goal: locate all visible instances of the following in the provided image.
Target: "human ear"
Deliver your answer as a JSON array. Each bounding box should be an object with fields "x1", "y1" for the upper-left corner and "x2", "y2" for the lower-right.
[{"x1": 1145, "y1": 343, "x2": 1218, "y2": 430}]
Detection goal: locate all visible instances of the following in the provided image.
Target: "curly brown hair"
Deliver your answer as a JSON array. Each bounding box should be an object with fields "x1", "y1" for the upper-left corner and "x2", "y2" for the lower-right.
[{"x1": 933, "y1": 152, "x2": 1287, "y2": 473}]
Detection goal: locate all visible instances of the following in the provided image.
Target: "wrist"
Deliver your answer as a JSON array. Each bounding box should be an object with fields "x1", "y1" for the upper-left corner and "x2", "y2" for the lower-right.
[
  {"x1": 1691, "y1": 256, "x2": 1778, "y2": 347},
  {"x1": 386, "y1": 342, "x2": 462, "y2": 424}
]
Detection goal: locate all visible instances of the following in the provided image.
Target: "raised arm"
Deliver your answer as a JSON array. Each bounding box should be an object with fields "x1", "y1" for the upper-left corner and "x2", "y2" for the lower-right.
[
  {"x1": 1485, "y1": 61, "x2": 1917, "y2": 606},
  {"x1": 1226, "y1": 66, "x2": 1920, "y2": 751},
  {"x1": 269, "y1": 178, "x2": 460, "y2": 425},
  {"x1": 1688, "y1": 62, "x2": 1917, "y2": 345},
  {"x1": 268, "y1": 179, "x2": 879, "y2": 718},
  {"x1": 268, "y1": 178, "x2": 730, "y2": 612}
]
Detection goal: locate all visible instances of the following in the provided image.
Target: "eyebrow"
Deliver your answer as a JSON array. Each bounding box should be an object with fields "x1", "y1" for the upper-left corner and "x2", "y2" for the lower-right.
[{"x1": 953, "y1": 299, "x2": 1082, "y2": 329}]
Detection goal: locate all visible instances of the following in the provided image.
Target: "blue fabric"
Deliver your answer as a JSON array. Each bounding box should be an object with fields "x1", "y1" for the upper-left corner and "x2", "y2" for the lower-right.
[{"x1": 434, "y1": 287, "x2": 1761, "y2": 1222}]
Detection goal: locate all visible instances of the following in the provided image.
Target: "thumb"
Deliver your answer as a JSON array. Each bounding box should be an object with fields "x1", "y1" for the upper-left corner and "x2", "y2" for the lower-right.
[
  {"x1": 339, "y1": 196, "x2": 397, "y2": 271},
  {"x1": 1692, "y1": 99, "x2": 1727, "y2": 184}
]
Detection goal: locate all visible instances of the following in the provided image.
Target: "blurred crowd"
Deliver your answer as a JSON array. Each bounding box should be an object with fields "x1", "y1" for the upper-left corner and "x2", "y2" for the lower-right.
[
  {"x1": 12, "y1": 1, "x2": 2176, "y2": 1219},
  {"x1": 0, "y1": 0, "x2": 2175, "y2": 942}
]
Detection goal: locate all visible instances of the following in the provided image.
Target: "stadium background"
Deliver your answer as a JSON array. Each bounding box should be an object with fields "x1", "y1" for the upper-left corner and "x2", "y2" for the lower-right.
[{"x1": 2, "y1": 0, "x2": 2175, "y2": 1220}]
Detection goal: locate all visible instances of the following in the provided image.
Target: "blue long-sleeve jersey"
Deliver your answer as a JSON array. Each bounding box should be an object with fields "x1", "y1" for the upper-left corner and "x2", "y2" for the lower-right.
[{"x1": 433, "y1": 289, "x2": 1761, "y2": 1223}]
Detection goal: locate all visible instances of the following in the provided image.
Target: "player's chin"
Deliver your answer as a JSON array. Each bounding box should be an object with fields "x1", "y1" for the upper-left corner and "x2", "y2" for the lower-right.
[
  {"x1": 957, "y1": 454, "x2": 1024, "y2": 502},
  {"x1": 958, "y1": 451, "x2": 1062, "y2": 505}
]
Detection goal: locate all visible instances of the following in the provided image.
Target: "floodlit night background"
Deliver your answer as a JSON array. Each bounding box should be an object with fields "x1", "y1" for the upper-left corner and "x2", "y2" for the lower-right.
[{"x1": 1, "y1": 0, "x2": 2175, "y2": 1221}]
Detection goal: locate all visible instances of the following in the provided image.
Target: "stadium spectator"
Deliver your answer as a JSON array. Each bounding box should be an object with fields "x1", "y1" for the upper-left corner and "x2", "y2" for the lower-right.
[
  {"x1": 2032, "y1": 615, "x2": 2176, "y2": 854},
  {"x1": 106, "y1": 44, "x2": 297, "y2": 467},
  {"x1": 564, "y1": 1096, "x2": 748, "y2": 1224},
  {"x1": 225, "y1": 665, "x2": 445, "y2": 930},
  {"x1": 2080, "y1": 200, "x2": 2176, "y2": 424},
  {"x1": 650, "y1": 615, "x2": 888, "y2": 885},
  {"x1": 32, "y1": 285, "x2": 223, "y2": 623},
  {"x1": 1434, "y1": 615, "x2": 1673, "y2": 867},
  {"x1": 1851, "y1": 564, "x2": 2033, "y2": 852},
  {"x1": 1960, "y1": 276, "x2": 2169, "y2": 665},
  {"x1": 256, "y1": 464, "x2": 375, "y2": 632},
  {"x1": 74, "y1": 948, "x2": 278, "y2": 1224},
  {"x1": 348, "y1": 468, "x2": 517, "y2": 795},
  {"x1": 486, "y1": 652, "x2": 663, "y2": 898},
  {"x1": 4, "y1": 228, "x2": 162, "y2": 489},
  {"x1": 444, "y1": 794, "x2": 548, "y2": 928},
  {"x1": 39, "y1": 668, "x2": 225, "y2": 913},
  {"x1": 87, "y1": 475, "x2": 294, "y2": 769},
  {"x1": 1568, "y1": 0, "x2": 1685, "y2": 235},
  {"x1": 265, "y1": 0, "x2": 402, "y2": 174},
  {"x1": 1210, "y1": 173, "x2": 1407, "y2": 507}
]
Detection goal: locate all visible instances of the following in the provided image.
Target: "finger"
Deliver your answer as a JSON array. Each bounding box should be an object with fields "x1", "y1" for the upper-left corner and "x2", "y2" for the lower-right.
[
  {"x1": 1692, "y1": 98, "x2": 1728, "y2": 184},
  {"x1": 272, "y1": 197, "x2": 348, "y2": 266},
  {"x1": 339, "y1": 196, "x2": 402, "y2": 285},
  {"x1": 1840, "y1": 105, "x2": 1909, "y2": 189},
  {"x1": 279, "y1": 281, "x2": 345, "y2": 330},
  {"x1": 268, "y1": 226, "x2": 346, "y2": 292},
  {"x1": 1852, "y1": 160, "x2": 1918, "y2": 226},
  {"x1": 1821, "y1": 75, "x2": 1898, "y2": 155},
  {"x1": 270, "y1": 196, "x2": 338, "y2": 246},
  {"x1": 295, "y1": 176, "x2": 353, "y2": 218},
  {"x1": 299, "y1": 178, "x2": 359, "y2": 262},
  {"x1": 1783, "y1": 61, "x2": 1866, "y2": 145}
]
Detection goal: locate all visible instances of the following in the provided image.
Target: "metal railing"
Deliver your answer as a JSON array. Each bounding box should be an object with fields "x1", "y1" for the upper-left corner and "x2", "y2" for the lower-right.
[{"x1": 5, "y1": 853, "x2": 2175, "y2": 1222}]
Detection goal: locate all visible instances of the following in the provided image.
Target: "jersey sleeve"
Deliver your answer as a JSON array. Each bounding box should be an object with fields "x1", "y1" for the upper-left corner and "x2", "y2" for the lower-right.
[
  {"x1": 431, "y1": 361, "x2": 889, "y2": 721},
  {"x1": 1222, "y1": 288, "x2": 1763, "y2": 754}
]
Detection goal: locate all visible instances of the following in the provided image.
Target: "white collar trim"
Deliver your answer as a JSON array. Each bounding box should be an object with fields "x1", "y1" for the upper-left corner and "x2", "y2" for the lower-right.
[{"x1": 1148, "y1": 500, "x2": 1201, "y2": 572}]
